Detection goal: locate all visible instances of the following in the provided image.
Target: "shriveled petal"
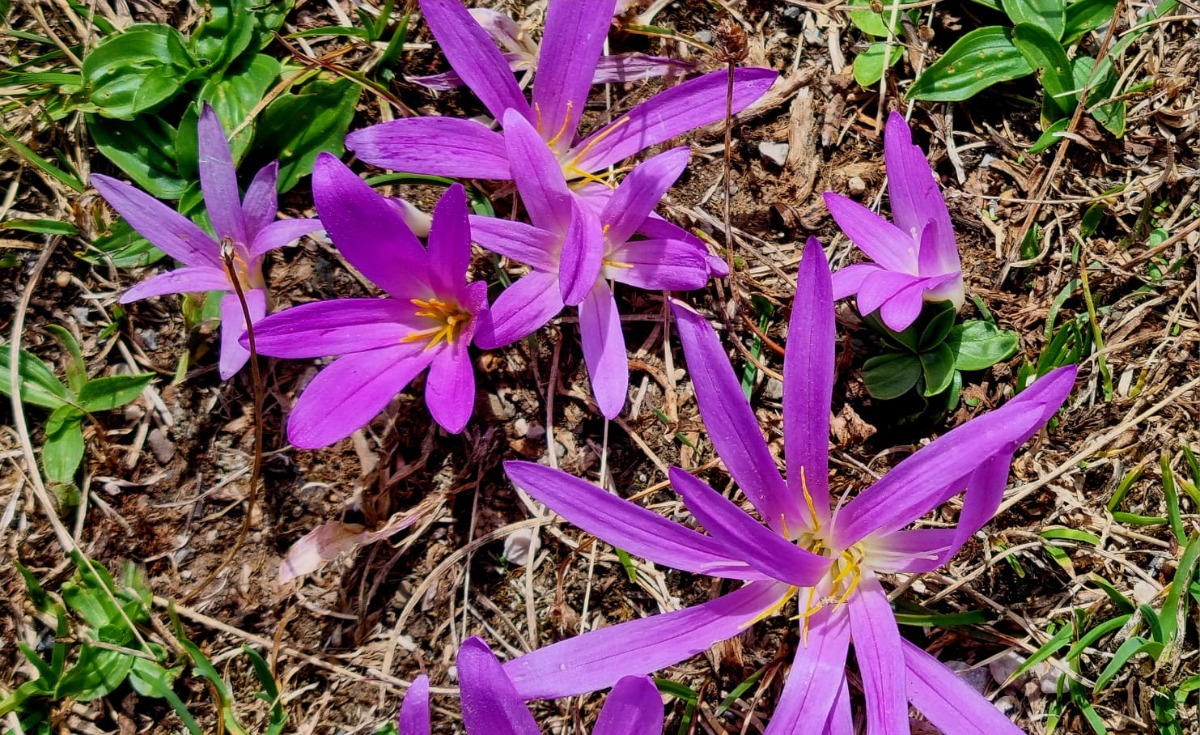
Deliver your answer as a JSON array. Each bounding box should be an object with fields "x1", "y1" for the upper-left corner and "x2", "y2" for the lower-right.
[
  {"x1": 592, "y1": 53, "x2": 693, "y2": 84},
  {"x1": 600, "y1": 147, "x2": 690, "y2": 246},
  {"x1": 242, "y1": 161, "x2": 279, "y2": 240},
  {"x1": 249, "y1": 217, "x2": 321, "y2": 257},
  {"x1": 830, "y1": 262, "x2": 880, "y2": 300},
  {"x1": 312, "y1": 153, "x2": 430, "y2": 300},
  {"x1": 884, "y1": 112, "x2": 957, "y2": 275},
  {"x1": 847, "y1": 574, "x2": 908, "y2": 734},
  {"x1": 250, "y1": 299, "x2": 421, "y2": 358},
  {"x1": 593, "y1": 676, "x2": 664, "y2": 735},
  {"x1": 197, "y1": 104, "x2": 247, "y2": 245},
  {"x1": 397, "y1": 675, "x2": 431, "y2": 735},
  {"x1": 218, "y1": 288, "x2": 266, "y2": 380},
  {"x1": 783, "y1": 238, "x2": 834, "y2": 526},
  {"x1": 533, "y1": 0, "x2": 616, "y2": 154},
  {"x1": 671, "y1": 301, "x2": 793, "y2": 535},
  {"x1": 457, "y1": 637, "x2": 540, "y2": 735},
  {"x1": 419, "y1": 0, "x2": 530, "y2": 122},
  {"x1": 426, "y1": 339, "x2": 475, "y2": 434},
  {"x1": 504, "y1": 580, "x2": 790, "y2": 698},
  {"x1": 121, "y1": 266, "x2": 230, "y2": 303},
  {"x1": 823, "y1": 192, "x2": 917, "y2": 274},
  {"x1": 603, "y1": 238, "x2": 708, "y2": 291},
  {"x1": 346, "y1": 117, "x2": 512, "y2": 180},
  {"x1": 504, "y1": 109, "x2": 573, "y2": 234},
  {"x1": 287, "y1": 345, "x2": 435, "y2": 449},
  {"x1": 474, "y1": 271, "x2": 563, "y2": 349},
  {"x1": 579, "y1": 280, "x2": 627, "y2": 418},
  {"x1": 468, "y1": 216, "x2": 557, "y2": 271},
  {"x1": 670, "y1": 468, "x2": 829, "y2": 587},
  {"x1": 505, "y1": 461, "x2": 765, "y2": 580},
  {"x1": 763, "y1": 606, "x2": 850, "y2": 735},
  {"x1": 856, "y1": 269, "x2": 921, "y2": 317},
  {"x1": 568, "y1": 68, "x2": 778, "y2": 173},
  {"x1": 559, "y1": 198, "x2": 604, "y2": 306},
  {"x1": 427, "y1": 184, "x2": 472, "y2": 297},
  {"x1": 91, "y1": 174, "x2": 220, "y2": 268},
  {"x1": 832, "y1": 365, "x2": 1076, "y2": 549},
  {"x1": 903, "y1": 639, "x2": 1024, "y2": 735}
]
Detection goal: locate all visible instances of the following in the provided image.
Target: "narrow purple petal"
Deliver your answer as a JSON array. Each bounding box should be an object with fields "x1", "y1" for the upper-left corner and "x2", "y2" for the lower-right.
[
  {"x1": 821, "y1": 677, "x2": 853, "y2": 735},
  {"x1": 474, "y1": 271, "x2": 563, "y2": 349},
  {"x1": 533, "y1": 0, "x2": 616, "y2": 154},
  {"x1": 468, "y1": 216, "x2": 557, "y2": 271},
  {"x1": 504, "y1": 109, "x2": 573, "y2": 233},
  {"x1": 468, "y1": 9, "x2": 530, "y2": 56},
  {"x1": 847, "y1": 574, "x2": 908, "y2": 734},
  {"x1": 916, "y1": 216, "x2": 959, "y2": 278},
  {"x1": 559, "y1": 198, "x2": 604, "y2": 306},
  {"x1": 92, "y1": 174, "x2": 220, "y2": 268},
  {"x1": 579, "y1": 280, "x2": 627, "y2": 418},
  {"x1": 197, "y1": 104, "x2": 247, "y2": 245},
  {"x1": 603, "y1": 238, "x2": 708, "y2": 291},
  {"x1": 242, "y1": 161, "x2": 279, "y2": 240},
  {"x1": 346, "y1": 117, "x2": 512, "y2": 180},
  {"x1": 783, "y1": 238, "x2": 834, "y2": 527},
  {"x1": 504, "y1": 461, "x2": 765, "y2": 580},
  {"x1": 762, "y1": 606, "x2": 849, "y2": 735},
  {"x1": 408, "y1": 69, "x2": 468, "y2": 91},
  {"x1": 830, "y1": 262, "x2": 880, "y2": 300},
  {"x1": 120, "y1": 266, "x2": 230, "y2": 303},
  {"x1": 856, "y1": 269, "x2": 921, "y2": 317},
  {"x1": 419, "y1": 0, "x2": 530, "y2": 122},
  {"x1": 250, "y1": 299, "x2": 422, "y2": 358},
  {"x1": 671, "y1": 301, "x2": 794, "y2": 535},
  {"x1": 312, "y1": 153, "x2": 430, "y2": 300},
  {"x1": 397, "y1": 675, "x2": 431, "y2": 735},
  {"x1": 884, "y1": 112, "x2": 956, "y2": 273},
  {"x1": 600, "y1": 147, "x2": 690, "y2": 246},
  {"x1": 867, "y1": 528, "x2": 957, "y2": 574},
  {"x1": 504, "y1": 580, "x2": 790, "y2": 698},
  {"x1": 287, "y1": 345, "x2": 435, "y2": 448},
  {"x1": 457, "y1": 637, "x2": 540, "y2": 735},
  {"x1": 592, "y1": 53, "x2": 693, "y2": 84},
  {"x1": 249, "y1": 217, "x2": 322, "y2": 257},
  {"x1": 593, "y1": 676, "x2": 664, "y2": 735},
  {"x1": 425, "y1": 340, "x2": 474, "y2": 433},
  {"x1": 904, "y1": 639, "x2": 1024, "y2": 735},
  {"x1": 823, "y1": 192, "x2": 917, "y2": 274},
  {"x1": 218, "y1": 288, "x2": 266, "y2": 380},
  {"x1": 427, "y1": 184, "x2": 471, "y2": 297},
  {"x1": 568, "y1": 68, "x2": 778, "y2": 173},
  {"x1": 636, "y1": 215, "x2": 728, "y2": 277}
]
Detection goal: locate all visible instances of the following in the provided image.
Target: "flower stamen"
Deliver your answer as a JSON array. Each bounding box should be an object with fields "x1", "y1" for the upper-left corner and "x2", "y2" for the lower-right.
[
  {"x1": 402, "y1": 297, "x2": 471, "y2": 351},
  {"x1": 739, "y1": 585, "x2": 798, "y2": 631}
]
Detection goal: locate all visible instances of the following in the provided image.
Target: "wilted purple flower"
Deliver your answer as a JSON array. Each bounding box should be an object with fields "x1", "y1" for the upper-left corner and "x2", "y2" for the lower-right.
[
  {"x1": 94, "y1": 103, "x2": 320, "y2": 378},
  {"x1": 471, "y1": 109, "x2": 711, "y2": 419},
  {"x1": 824, "y1": 112, "x2": 965, "y2": 332},
  {"x1": 347, "y1": 0, "x2": 776, "y2": 192},
  {"x1": 410, "y1": 7, "x2": 690, "y2": 91},
  {"x1": 501, "y1": 238, "x2": 1074, "y2": 732},
  {"x1": 399, "y1": 637, "x2": 662, "y2": 734},
  {"x1": 247, "y1": 155, "x2": 486, "y2": 447}
]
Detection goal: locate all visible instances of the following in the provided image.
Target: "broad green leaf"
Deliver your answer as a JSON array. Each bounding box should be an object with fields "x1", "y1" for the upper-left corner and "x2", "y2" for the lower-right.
[
  {"x1": 853, "y1": 42, "x2": 904, "y2": 87},
  {"x1": 80, "y1": 216, "x2": 164, "y2": 268},
  {"x1": 918, "y1": 302, "x2": 957, "y2": 350},
  {"x1": 89, "y1": 114, "x2": 187, "y2": 199},
  {"x1": 53, "y1": 647, "x2": 133, "y2": 701},
  {"x1": 254, "y1": 77, "x2": 361, "y2": 192},
  {"x1": 177, "y1": 53, "x2": 281, "y2": 179},
  {"x1": 862, "y1": 352, "x2": 922, "y2": 400},
  {"x1": 1002, "y1": 0, "x2": 1066, "y2": 40},
  {"x1": 45, "y1": 324, "x2": 86, "y2": 394},
  {"x1": 1073, "y1": 56, "x2": 1125, "y2": 136},
  {"x1": 1028, "y1": 117, "x2": 1070, "y2": 154},
  {"x1": 43, "y1": 406, "x2": 84, "y2": 485},
  {"x1": 83, "y1": 25, "x2": 194, "y2": 119},
  {"x1": 191, "y1": 0, "x2": 256, "y2": 72},
  {"x1": 78, "y1": 373, "x2": 154, "y2": 412},
  {"x1": 847, "y1": 0, "x2": 904, "y2": 37},
  {"x1": 1063, "y1": 0, "x2": 1119, "y2": 44},
  {"x1": 919, "y1": 343, "x2": 956, "y2": 396},
  {"x1": 908, "y1": 27, "x2": 1033, "y2": 102},
  {"x1": 0, "y1": 345, "x2": 69, "y2": 409},
  {"x1": 1012, "y1": 23, "x2": 1076, "y2": 118},
  {"x1": 947, "y1": 321, "x2": 1020, "y2": 371}
]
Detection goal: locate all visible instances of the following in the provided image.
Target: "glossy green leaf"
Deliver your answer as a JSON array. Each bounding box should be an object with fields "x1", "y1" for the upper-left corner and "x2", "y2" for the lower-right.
[
  {"x1": 919, "y1": 343, "x2": 956, "y2": 396},
  {"x1": 255, "y1": 77, "x2": 361, "y2": 192},
  {"x1": 1028, "y1": 117, "x2": 1070, "y2": 154},
  {"x1": 1002, "y1": 0, "x2": 1066, "y2": 40},
  {"x1": 1073, "y1": 56, "x2": 1125, "y2": 136},
  {"x1": 1063, "y1": 0, "x2": 1119, "y2": 44},
  {"x1": 847, "y1": 0, "x2": 904, "y2": 37},
  {"x1": 44, "y1": 325, "x2": 86, "y2": 394},
  {"x1": 918, "y1": 302, "x2": 958, "y2": 350},
  {"x1": 78, "y1": 373, "x2": 154, "y2": 412},
  {"x1": 908, "y1": 27, "x2": 1033, "y2": 102},
  {"x1": 947, "y1": 321, "x2": 1020, "y2": 371},
  {"x1": 0, "y1": 345, "x2": 69, "y2": 409},
  {"x1": 83, "y1": 25, "x2": 194, "y2": 119},
  {"x1": 89, "y1": 114, "x2": 187, "y2": 199},
  {"x1": 43, "y1": 407, "x2": 84, "y2": 486},
  {"x1": 1012, "y1": 23, "x2": 1076, "y2": 117},
  {"x1": 863, "y1": 352, "x2": 922, "y2": 400},
  {"x1": 80, "y1": 216, "x2": 163, "y2": 268},
  {"x1": 53, "y1": 647, "x2": 134, "y2": 701},
  {"x1": 1011, "y1": 621, "x2": 1073, "y2": 680},
  {"x1": 853, "y1": 42, "x2": 904, "y2": 87},
  {"x1": 191, "y1": 0, "x2": 255, "y2": 71}
]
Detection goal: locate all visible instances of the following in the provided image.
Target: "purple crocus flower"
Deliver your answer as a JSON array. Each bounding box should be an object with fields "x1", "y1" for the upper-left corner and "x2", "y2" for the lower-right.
[
  {"x1": 246, "y1": 155, "x2": 486, "y2": 447},
  {"x1": 824, "y1": 112, "x2": 965, "y2": 332},
  {"x1": 93, "y1": 103, "x2": 321, "y2": 378},
  {"x1": 500, "y1": 237, "x2": 1075, "y2": 733},
  {"x1": 347, "y1": 0, "x2": 776, "y2": 192},
  {"x1": 410, "y1": 7, "x2": 690, "y2": 91},
  {"x1": 399, "y1": 637, "x2": 662, "y2": 734},
  {"x1": 470, "y1": 109, "x2": 712, "y2": 419}
]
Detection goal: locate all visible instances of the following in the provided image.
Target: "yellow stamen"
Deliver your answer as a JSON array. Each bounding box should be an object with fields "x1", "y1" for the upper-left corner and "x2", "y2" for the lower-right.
[
  {"x1": 601, "y1": 258, "x2": 633, "y2": 270},
  {"x1": 545, "y1": 101, "x2": 574, "y2": 148},
  {"x1": 800, "y1": 467, "x2": 820, "y2": 532},
  {"x1": 564, "y1": 115, "x2": 632, "y2": 179},
  {"x1": 401, "y1": 297, "x2": 471, "y2": 352},
  {"x1": 739, "y1": 585, "x2": 798, "y2": 631}
]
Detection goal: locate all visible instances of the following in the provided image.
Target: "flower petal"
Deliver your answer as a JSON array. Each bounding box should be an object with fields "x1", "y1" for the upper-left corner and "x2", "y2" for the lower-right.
[
  {"x1": 419, "y1": 0, "x2": 530, "y2": 122},
  {"x1": 600, "y1": 147, "x2": 690, "y2": 247},
  {"x1": 579, "y1": 280, "x2": 627, "y2": 418},
  {"x1": 249, "y1": 217, "x2": 322, "y2": 258},
  {"x1": 847, "y1": 574, "x2": 908, "y2": 734},
  {"x1": 397, "y1": 675, "x2": 431, "y2": 735},
  {"x1": 120, "y1": 266, "x2": 230, "y2": 303},
  {"x1": 821, "y1": 676, "x2": 853, "y2": 735},
  {"x1": 312, "y1": 153, "x2": 430, "y2": 300},
  {"x1": 856, "y1": 269, "x2": 921, "y2": 317},
  {"x1": 504, "y1": 461, "x2": 765, "y2": 580},
  {"x1": 830, "y1": 262, "x2": 880, "y2": 300},
  {"x1": 427, "y1": 184, "x2": 472, "y2": 297},
  {"x1": 533, "y1": 0, "x2": 616, "y2": 154},
  {"x1": 426, "y1": 340, "x2": 475, "y2": 433},
  {"x1": 670, "y1": 467, "x2": 829, "y2": 587},
  {"x1": 823, "y1": 192, "x2": 917, "y2": 273},
  {"x1": 559, "y1": 198, "x2": 604, "y2": 306},
  {"x1": 783, "y1": 238, "x2": 834, "y2": 527},
  {"x1": 242, "y1": 161, "x2": 279, "y2": 240},
  {"x1": 671, "y1": 301, "x2": 794, "y2": 535},
  {"x1": 91, "y1": 174, "x2": 220, "y2": 268},
  {"x1": 504, "y1": 580, "x2": 790, "y2": 698},
  {"x1": 474, "y1": 270, "x2": 563, "y2": 349},
  {"x1": 763, "y1": 606, "x2": 849, "y2": 735},
  {"x1": 504, "y1": 109, "x2": 573, "y2": 234},
  {"x1": 877, "y1": 278, "x2": 928, "y2": 332},
  {"x1": 884, "y1": 112, "x2": 957, "y2": 276},
  {"x1": 346, "y1": 117, "x2": 512, "y2": 180},
  {"x1": 457, "y1": 637, "x2": 540, "y2": 735},
  {"x1": 903, "y1": 639, "x2": 1024, "y2": 735},
  {"x1": 603, "y1": 238, "x2": 708, "y2": 291},
  {"x1": 197, "y1": 103, "x2": 248, "y2": 245},
  {"x1": 593, "y1": 53, "x2": 693, "y2": 84},
  {"x1": 469, "y1": 216, "x2": 557, "y2": 271},
  {"x1": 593, "y1": 676, "x2": 664, "y2": 735},
  {"x1": 218, "y1": 288, "x2": 266, "y2": 380},
  {"x1": 250, "y1": 299, "x2": 422, "y2": 358},
  {"x1": 568, "y1": 68, "x2": 777, "y2": 173},
  {"x1": 287, "y1": 345, "x2": 435, "y2": 449}
]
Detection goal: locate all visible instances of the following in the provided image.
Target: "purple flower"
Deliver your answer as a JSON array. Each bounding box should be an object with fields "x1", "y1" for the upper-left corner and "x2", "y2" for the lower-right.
[
  {"x1": 399, "y1": 637, "x2": 662, "y2": 734},
  {"x1": 247, "y1": 155, "x2": 486, "y2": 447},
  {"x1": 94, "y1": 103, "x2": 321, "y2": 378},
  {"x1": 410, "y1": 7, "x2": 691, "y2": 91},
  {"x1": 471, "y1": 109, "x2": 711, "y2": 419},
  {"x1": 347, "y1": 0, "x2": 776, "y2": 190},
  {"x1": 500, "y1": 237, "x2": 1075, "y2": 732},
  {"x1": 824, "y1": 112, "x2": 965, "y2": 332}
]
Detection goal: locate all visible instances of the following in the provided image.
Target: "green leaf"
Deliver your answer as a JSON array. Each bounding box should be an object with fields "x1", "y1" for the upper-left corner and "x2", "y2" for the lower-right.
[
  {"x1": 191, "y1": 0, "x2": 256, "y2": 72},
  {"x1": 1073, "y1": 56, "x2": 1125, "y2": 136},
  {"x1": 1088, "y1": 573, "x2": 1135, "y2": 613},
  {"x1": 0, "y1": 345, "x2": 69, "y2": 409},
  {"x1": 1063, "y1": 0, "x2": 1119, "y2": 44},
  {"x1": 1159, "y1": 533, "x2": 1200, "y2": 659},
  {"x1": 83, "y1": 25, "x2": 194, "y2": 119},
  {"x1": 862, "y1": 352, "x2": 922, "y2": 400},
  {"x1": 53, "y1": 647, "x2": 134, "y2": 701},
  {"x1": 908, "y1": 26, "x2": 1033, "y2": 102},
  {"x1": 80, "y1": 216, "x2": 163, "y2": 268},
  {"x1": 947, "y1": 321, "x2": 1020, "y2": 371},
  {"x1": 1028, "y1": 117, "x2": 1070, "y2": 154},
  {"x1": 917, "y1": 302, "x2": 957, "y2": 350},
  {"x1": 847, "y1": 0, "x2": 904, "y2": 36},
  {"x1": 78, "y1": 373, "x2": 154, "y2": 412},
  {"x1": 919, "y1": 343, "x2": 956, "y2": 396},
  {"x1": 89, "y1": 114, "x2": 188, "y2": 199},
  {"x1": 43, "y1": 408, "x2": 84, "y2": 486},
  {"x1": 1012, "y1": 23, "x2": 1077, "y2": 118},
  {"x1": 1002, "y1": 0, "x2": 1066, "y2": 40},
  {"x1": 853, "y1": 42, "x2": 904, "y2": 87},
  {"x1": 254, "y1": 77, "x2": 361, "y2": 192},
  {"x1": 1095, "y1": 636, "x2": 1163, "y2": 691},
  {"x1": 1011, "y1": 620, "x2": 1073, "y2": 681},
  {"x1": 45, "y1": 324, "x2": 86, "y2": 394},
  {"x1": 0, "y1": 218, "x2": 78, "y2": 235},
  {"x1": 0, "y1": 125, "x2": 85, "y2": 191}
]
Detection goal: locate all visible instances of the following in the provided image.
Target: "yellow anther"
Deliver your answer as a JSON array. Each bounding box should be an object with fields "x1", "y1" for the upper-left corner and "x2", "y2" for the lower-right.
[
  {"x1": 739, "y1": 585, "x2": 798, "y2": 631},
  {"x1": 545, "y1": 101, "x2": 574, "y2": 148},
  {"x1": 402, "y1": 297, "x2": 471, "y2": 352},
  {"x1": 800, "y1": 467, "x2": 821, "y2": 532},
  {"x1": 601, "y1": 258, "x2": 633, "y2": 270},
  {"x1": 567, "y1": 115, "x2": 632, "y2": 173}
]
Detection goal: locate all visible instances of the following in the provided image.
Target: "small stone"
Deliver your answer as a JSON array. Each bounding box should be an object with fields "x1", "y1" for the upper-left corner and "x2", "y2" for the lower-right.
[
  {"x1": 694, "y1": 30, "x2": 713, "y2": 45},
  {"x1": 395, "y1": 635, "x2": 417, "y2": 652},
  {"x1": 503, "y1": 527, "x2": 539, "y2": 566},
  {"x1": 763, "y1": 378, "x2": 784, "y2": 401},
  {"x1": 759, "y1": 141, "x2": 789, "y2": 167},
  {"x1": 989, "y1": 651, "x2": 1025, "y2": 686},
  {"x1": 526, "y1": 423, "x2": 545, "y2": 441},
  {"x1": 782, "y1": 5, "x2": 801, "y2": 18},
  {"x1": 994, "y1": 696, "x2": 1019, "y2": 717},
  {"x1": 55, "y1": 271, "x2": 71, "y2": 288},
  {"x1": 1132, "y1": 579, "x2": 1159, "y2": 605},
  {"x1": 945, "y1": 660, "x2": 989, "y2": 693},
  {"x1": 148, "y1": 428, "x2": 174, "y2": 464},
  {"x1": 139, "y1": 329, "x2": 158, "y2": 350},
  {"x1": 848, "y1": 176, "x2": 867, "y2": 194},
  {"x1": 554, "y1": 441, "x2": 567, "y2": 459},
  {"x1": 1038, "y1": 665, "x2": 1061, "y2": 694},
  {"x1": 513, "y1": 417, "x2": 529, "y2": 436},
  {"x1": 71, "y1": 307, "x2": 91, "y2": 325}
]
